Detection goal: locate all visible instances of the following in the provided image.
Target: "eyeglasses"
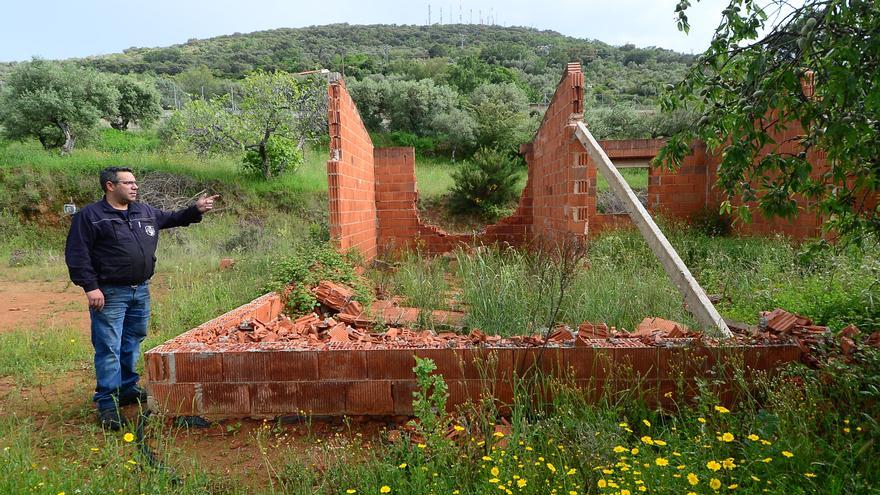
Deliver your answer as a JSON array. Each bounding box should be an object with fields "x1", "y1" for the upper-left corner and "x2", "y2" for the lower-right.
[{"x1": 114, "y1": 180, "x2": 138, "y2": 186}]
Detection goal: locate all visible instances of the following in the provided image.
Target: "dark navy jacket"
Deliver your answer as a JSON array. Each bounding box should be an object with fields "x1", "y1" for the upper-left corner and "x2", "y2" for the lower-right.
[{"x1": 65, "y1": 198, "x2": 203, "y2": 292}]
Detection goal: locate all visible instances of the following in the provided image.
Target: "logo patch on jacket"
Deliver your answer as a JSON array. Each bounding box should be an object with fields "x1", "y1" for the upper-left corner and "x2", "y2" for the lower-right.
[{"x1": 144, "y1": 225, "x2": 156, "y2": 237}]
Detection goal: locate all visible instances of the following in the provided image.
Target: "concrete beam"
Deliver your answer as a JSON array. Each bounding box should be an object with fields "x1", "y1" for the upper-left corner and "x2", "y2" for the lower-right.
[{"x1": 575, "y1": 122, "x2": 732, "y2": 338}]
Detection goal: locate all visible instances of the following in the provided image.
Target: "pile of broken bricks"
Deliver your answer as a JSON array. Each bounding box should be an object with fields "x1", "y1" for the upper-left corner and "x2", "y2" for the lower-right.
[{"x1": 188, "y1": 280, "x2": 878, "y2": 365}]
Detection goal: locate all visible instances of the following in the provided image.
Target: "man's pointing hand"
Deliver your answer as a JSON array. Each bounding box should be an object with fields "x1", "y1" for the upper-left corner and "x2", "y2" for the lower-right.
[{"x1": 196, "y1": 194, "x2": 220, "y2": 213}]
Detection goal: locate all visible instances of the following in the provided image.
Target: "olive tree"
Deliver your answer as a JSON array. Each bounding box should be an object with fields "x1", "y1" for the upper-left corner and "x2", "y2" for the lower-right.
[
  {"x1": 0, "y1": 59, "x2": 117, "y2": 154},
  {"x1": 169, "y1": 70, "x2": 311, "y2": 179},
  {"x1": 106, "y1": 76, "x2": 163, "y2": 130}
]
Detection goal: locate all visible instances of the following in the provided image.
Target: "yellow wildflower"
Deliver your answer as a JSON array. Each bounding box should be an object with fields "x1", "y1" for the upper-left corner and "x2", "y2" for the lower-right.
[
  {"x1": 493, "y1": 431, "x2": 505, "y2": 437},
  {"x1": 747, "y1": 434, "x2": 759, "y2": 441},
  {"x1": 613, "y1": 445, "x2": 627, "y2": 453},
  {"x1": 417, "y1": 443, "x2": 426, "y2": 449},
  {"x1": 483, "y1": 456, "x2": 493, "y2": 461},
  {"x1": 640, "y1": 436, "x2": 654, "y2": 445},
  {"x1": 782, "y1": 451, "x2": 794, "y2": 458},
  {"x1": 546, "y1": 463, "x2": 556, "y2": 473},
  {"x1": 123, "y1": 433, "x2": 135, "y2": 443},
  {"x1": 698, "y1": 417, "x2": 707, "y2": 423},
  {"x1": 721, "y1": 432, "x2": 734, "y2": 442},
  {"x1": 728, "y1": 484, "x2": 739, "y2": 489},
  {"x1": 380, "y1": 487, "x2": 391, "y2": 494},
  {"x1": 643, "y1": 419, "x2": 651, "y2": 427},
  {"x1": 687, "y1": 472, "x2": 699, "y2": 485},
  {"x1": 631, "y1": 448, "x2": 639, "y2": 455},
  {"x1": 517, "y1": 479, "x2": 527, "y2": 488},
  {"x1": 655, "y1": 457, "x2": 669, "y2": 467},
  {"x1": 597, "y1": 479, "x2": 608, "y2": 488},
  {"x1": 714, "y1": 405, "x2": 730, "y2": 414},
  {"x1": 566, "y1": 468, "x2": 576, "y2": 475},
  {"x1": 722, "y1": 458, "x2": 737, "y2": 470},
  {"x1": 710, "y1": 478, "x2": 722, "y2": 490},
  {"x1": 491, "y1": 467, "x2": 500, "y2": 477},
  {"x1": 654, "y1": 439, "x2": 667, "y2": 446},
  {"x1": 804, "y1": 472, "x2": 816, "y2": 478},
  {"x1": 488, "y1": 478, "x2": 500, "y2": 483},
  {"x1": 762, "y1": 457, "x2": 773, "y2": 463},
  {"x1": 706, "y1": 460, "x2": 721, "y2": 471},
  {"x1": 453, "y1": 425, "x2": 465, "y2": 431},
  {"x1": 621, "y1": 490, "x2": 631, "y2": 495},
  {"x1": 346, "y1": 490, "x2": 356, "y2": 494}
]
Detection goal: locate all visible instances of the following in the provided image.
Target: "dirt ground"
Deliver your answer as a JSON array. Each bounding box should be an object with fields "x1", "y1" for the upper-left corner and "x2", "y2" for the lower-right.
[
  {"x1": 0, "y1": 276, "x2": 389, "y2": 491},
  {"x1": 0, "y1": 280, "x2": 90, "y2": 333}
]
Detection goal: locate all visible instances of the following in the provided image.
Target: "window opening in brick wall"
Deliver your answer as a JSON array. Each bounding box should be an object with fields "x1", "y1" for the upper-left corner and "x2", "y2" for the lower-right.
[{"x1": 596, "y1": 164, "x2": 648, "y2": 214}]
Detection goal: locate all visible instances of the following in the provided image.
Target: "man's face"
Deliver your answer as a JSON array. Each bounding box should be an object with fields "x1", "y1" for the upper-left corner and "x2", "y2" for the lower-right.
[{"x1": 106, "y1": 171, "x2": 138, "y2": 205}]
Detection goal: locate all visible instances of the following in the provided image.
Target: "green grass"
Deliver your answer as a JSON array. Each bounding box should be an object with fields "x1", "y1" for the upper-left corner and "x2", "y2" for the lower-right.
[
  {"x1": 597, "y1": 167, "x2": 649, "y2": 191},
  {"x1": 0, "y1": 327, "x2": 90, "y2": 384},
  {"x1": 396, "y1": 223, "x2": 878, "y2": 333}
]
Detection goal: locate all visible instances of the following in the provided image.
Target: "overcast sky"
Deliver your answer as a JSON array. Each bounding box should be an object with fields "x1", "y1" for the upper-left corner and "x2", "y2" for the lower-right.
[{"x1": 0, "y1": 0, "x2": 734, "y2": 63}]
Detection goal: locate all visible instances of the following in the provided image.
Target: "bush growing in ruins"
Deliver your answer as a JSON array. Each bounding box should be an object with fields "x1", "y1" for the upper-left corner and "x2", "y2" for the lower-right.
[
  {"x1": 448, "y1": 148, "x2": 522, "y2": 220},
  {"x1": 265, "y1": 241, "x2": 369, "y2": 314}
]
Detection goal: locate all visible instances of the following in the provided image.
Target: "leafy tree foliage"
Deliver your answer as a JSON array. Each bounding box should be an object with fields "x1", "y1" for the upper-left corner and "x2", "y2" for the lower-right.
[
  {"x1": 449, "y1": 147, "x2": 523, "y2": 219},
  {"x1": 168, "y1": 70, "x2": 310, "y2": 179},
  {"x1": 469, "y1": 83, "x2": 533, "y2": 153},
  {"x1": 106, "y1": 75, "x2": 162, "y2": 130},
  {"x1": 0, "y1": 59, "x2": 117, "y2": 154},
  {"x1": 660, "y1": 0, "x2": 880, "y2": 242}
]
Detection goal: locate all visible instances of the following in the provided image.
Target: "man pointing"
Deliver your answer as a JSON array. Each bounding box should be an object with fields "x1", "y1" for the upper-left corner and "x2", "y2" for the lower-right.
[{"x1": 65, "y1": 166, "x2": 218, "y2": 430}]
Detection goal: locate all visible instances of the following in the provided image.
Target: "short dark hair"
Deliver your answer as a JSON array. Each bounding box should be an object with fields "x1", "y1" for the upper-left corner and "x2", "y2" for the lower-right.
[{"x1": 100, "y1": 167, "x2": 134, "y2": 192}]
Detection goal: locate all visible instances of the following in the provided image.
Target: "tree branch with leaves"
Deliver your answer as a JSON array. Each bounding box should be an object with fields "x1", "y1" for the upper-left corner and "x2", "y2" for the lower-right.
[{"x1": 658, "y1": 0, "x2": 879, "y2": 244}]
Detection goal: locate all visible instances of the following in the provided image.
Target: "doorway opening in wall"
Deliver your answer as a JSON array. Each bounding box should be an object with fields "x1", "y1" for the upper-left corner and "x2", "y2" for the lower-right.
[{"x1": 596, "y1": 161, "x2": 649, "y2": 214}]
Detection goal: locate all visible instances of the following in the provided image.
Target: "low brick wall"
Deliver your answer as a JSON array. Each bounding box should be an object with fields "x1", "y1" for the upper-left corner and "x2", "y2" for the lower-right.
[{"x1": 145, "y1": 292, "x2": 801, "y2": 419}]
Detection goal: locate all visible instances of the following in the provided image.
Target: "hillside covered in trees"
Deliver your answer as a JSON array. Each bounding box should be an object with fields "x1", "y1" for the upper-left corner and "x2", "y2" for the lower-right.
[{"x1": 2, "y1": 24, "x2": 695, "y2": 108}]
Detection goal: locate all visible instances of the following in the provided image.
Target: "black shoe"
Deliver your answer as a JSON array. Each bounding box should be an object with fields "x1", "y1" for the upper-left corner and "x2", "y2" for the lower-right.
[
  {"x1": 98, "y1": 407, "x2": 123, "y2": 431},
  {"x1": 119, "y1": 385, "x2": 148, "y2": 407}
]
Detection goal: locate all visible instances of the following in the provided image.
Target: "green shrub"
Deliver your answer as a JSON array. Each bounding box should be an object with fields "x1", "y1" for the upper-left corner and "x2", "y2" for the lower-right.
[
  {"x1": 264, "y1": 241, "x2": 369, "y2": 314},
  {"x1": 691, "y1": 206, "x2": 733, "y2": 237},
  {"x1": 241, "y1": 135, "x2": 303, "y2": 177},
  {"x1": 93, "y1": 128, "x2": 161, "y2": 153},
  {"x1": 449, "y1": 147, "x2": 522, "y2": 220},
  {"x1": 389, "y1": 131, "x2": 437, "y2": 154}
]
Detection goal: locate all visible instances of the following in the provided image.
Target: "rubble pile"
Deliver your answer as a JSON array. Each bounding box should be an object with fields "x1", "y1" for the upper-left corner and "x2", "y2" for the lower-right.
[{"x1": 187, "y1": 281, "x2": 878, "y2": 361}]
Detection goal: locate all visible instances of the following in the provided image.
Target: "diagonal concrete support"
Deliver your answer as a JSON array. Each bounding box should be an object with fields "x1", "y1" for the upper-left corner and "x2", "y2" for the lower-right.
[{"x1": 575, "y1": 122, "x2": 732, "y2": 338}]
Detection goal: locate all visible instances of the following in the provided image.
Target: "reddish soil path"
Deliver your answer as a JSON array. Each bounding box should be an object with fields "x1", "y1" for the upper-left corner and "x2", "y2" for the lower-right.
[{"x1": 0, "y1": 280, "x2": 90, "y2": 333}]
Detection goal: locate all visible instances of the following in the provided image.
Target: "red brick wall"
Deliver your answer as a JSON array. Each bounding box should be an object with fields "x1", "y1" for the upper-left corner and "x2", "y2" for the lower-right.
[
  {"x1": 327, "y1": 79, "x2": 378, "y2": 260},
  {"x1": 524, "y1": 62, "x2": 591, "y2": 244},
  {"x1": 705, "y1": 123, "x2": 825, "y2": 238},
  {"x1": 648, "y1": 141, "x2": 710, "y2": 220},
  {"x1": 374, "y1": 147, "x2": 470, "y2": 255}
]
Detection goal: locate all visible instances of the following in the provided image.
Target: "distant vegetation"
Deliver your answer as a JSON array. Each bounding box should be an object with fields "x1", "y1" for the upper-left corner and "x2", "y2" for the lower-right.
[{"x1": 0, "y1": 23, "x2": 698, "y2": 148}]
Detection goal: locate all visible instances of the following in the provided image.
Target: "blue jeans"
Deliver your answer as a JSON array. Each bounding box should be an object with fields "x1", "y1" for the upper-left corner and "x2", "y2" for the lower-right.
[{"x1": 90, "y1": 282, "x2": 150, "y2": 409}]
